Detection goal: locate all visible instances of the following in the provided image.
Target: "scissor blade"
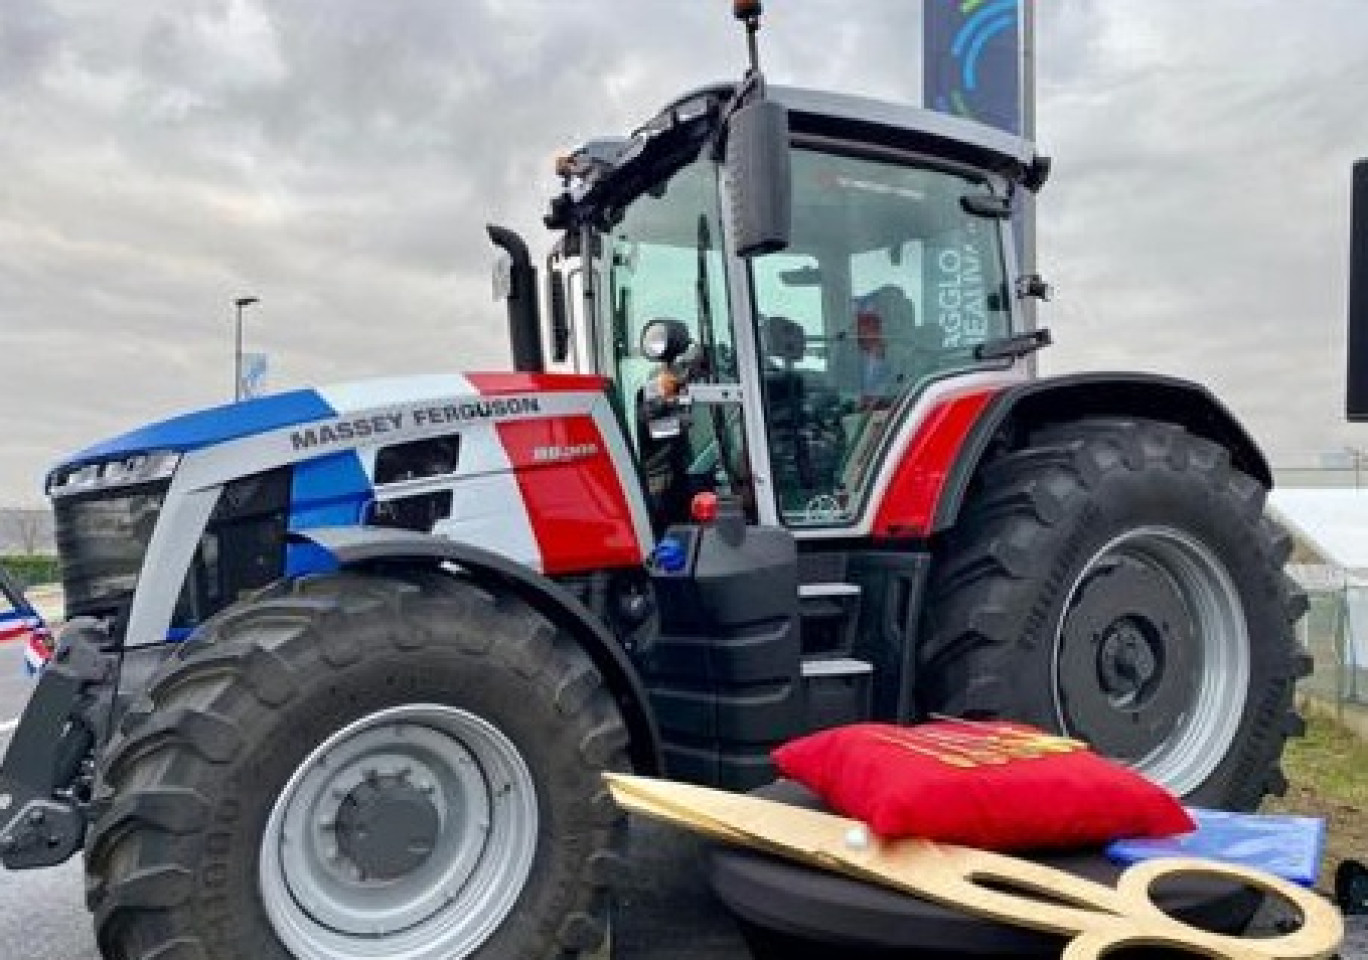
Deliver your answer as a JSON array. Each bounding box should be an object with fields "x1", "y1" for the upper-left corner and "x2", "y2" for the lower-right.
[{"x1": 604, "y1": 774, "x2": 1125, "y2": 929}]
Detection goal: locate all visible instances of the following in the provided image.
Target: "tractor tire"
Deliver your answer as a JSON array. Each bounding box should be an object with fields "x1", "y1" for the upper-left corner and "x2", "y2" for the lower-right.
[
  {"x1": 917, "y1": 418, "x2": 1309, "y2": 810},
  {"x1": 85, "y1": 569, "x2": 629, "y2": 960}
]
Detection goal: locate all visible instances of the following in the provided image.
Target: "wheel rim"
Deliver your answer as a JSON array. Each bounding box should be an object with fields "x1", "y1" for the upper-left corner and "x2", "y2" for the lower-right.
[
  {"x1": 259, "y1": 704, "x2": 538, "y2": 960},
  {"x1": 1052, "y1": 526, "x2": 1249, "y2": 797}
]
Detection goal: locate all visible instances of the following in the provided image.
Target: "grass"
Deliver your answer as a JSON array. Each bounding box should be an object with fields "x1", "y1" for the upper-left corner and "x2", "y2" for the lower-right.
[{"x1": 1261, "y1": 702, "x2": 1368, "y2": 892}]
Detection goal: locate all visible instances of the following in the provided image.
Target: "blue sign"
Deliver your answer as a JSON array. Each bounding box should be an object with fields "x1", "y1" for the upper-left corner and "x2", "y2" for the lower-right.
[{"x1": 924, "y1": 0, "x2": 1021, "y2": 135}]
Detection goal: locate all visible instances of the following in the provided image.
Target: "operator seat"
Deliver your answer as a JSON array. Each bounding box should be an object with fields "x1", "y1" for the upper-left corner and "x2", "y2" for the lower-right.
[{"x1": 762, "y1": 314, "x2": 807, "y2": 417}]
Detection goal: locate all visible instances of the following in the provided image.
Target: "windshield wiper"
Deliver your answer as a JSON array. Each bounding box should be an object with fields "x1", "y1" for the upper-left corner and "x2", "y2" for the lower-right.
[{"x1": 974, "y1": 328, "x2": 1052, "y2": 362}]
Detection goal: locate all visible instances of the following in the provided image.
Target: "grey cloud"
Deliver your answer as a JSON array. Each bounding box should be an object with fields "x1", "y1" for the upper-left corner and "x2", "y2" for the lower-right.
[{"x1": 2, "y1": 0, "x2": 1367, "y2": 505}]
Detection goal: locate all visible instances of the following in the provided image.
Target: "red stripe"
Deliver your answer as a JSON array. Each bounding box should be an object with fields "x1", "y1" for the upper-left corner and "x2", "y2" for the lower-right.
[
  {"x1": 466, "y1": 372, "x2": 608, "y2": 394},
  {"x1": 0, "y1": 623, "x2": 34, "y2": 644},
  {"x1": 870, "y1": 389, "x2": 999, "y2": 538},
  {"x1": 493, "y1": 415, "x2": 643, "y2": 574}
]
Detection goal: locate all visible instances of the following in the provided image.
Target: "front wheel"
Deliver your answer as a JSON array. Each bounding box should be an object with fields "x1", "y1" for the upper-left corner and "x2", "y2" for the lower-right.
[
  {"x1": 86, "y1": 570, "x2": 629, "y2": 960},
  {"x1": 917, "y1": 418, "x2": 1309, "y2": 810}
]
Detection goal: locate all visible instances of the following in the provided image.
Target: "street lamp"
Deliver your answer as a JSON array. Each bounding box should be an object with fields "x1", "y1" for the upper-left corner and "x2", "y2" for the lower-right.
[{"x1": 234, "y1": 296, "x2": 259, "y2": 401}]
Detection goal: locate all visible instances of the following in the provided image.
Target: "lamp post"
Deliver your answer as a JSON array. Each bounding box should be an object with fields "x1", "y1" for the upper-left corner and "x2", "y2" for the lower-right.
[{"x1": 233, "y1": 296, "x2": 259, "y2": 401}]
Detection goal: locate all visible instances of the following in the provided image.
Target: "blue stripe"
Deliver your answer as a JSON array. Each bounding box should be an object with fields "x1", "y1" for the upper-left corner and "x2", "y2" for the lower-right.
[
  {"x1": 63, "y1": 389, "x2": 336, "y2": 464},
  {"x1": 285, "y1": 451, "x2": 371, "y2": 577}
]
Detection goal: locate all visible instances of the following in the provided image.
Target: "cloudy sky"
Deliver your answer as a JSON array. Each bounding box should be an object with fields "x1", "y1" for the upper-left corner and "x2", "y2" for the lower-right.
[{"x1": 0, "y1": 0, "x2": 1365, "y2": 505}]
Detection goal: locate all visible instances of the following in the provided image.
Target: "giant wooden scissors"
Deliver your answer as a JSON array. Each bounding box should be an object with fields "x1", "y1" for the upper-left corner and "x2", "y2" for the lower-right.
[{"x1": 604, "y1": 774, "x2": 1344, "y2": 960}]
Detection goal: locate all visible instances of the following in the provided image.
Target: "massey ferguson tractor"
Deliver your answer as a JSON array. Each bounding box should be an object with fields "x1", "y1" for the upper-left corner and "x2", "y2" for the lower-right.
[{"x1": 0, "y1": 5, "x2": 1314, "y2": 959}]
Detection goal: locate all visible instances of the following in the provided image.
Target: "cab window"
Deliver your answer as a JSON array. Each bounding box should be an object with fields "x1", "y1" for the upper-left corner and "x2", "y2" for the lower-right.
[{"x1": 751, "y1": 147, "x2": 1012, "y2": 526}]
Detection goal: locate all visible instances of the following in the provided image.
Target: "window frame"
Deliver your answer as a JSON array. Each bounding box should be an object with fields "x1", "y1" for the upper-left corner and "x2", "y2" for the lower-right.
[{"x1": 743, "y1": 133, "x2": 1022, "y2": 530}]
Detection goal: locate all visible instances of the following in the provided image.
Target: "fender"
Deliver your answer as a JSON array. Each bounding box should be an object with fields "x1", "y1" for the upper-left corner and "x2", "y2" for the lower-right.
[
  {"x1": 930, "y1": 372, "x2": 1273, "y2": 534},
  {"x1": 291, "y1": 526, "x2": 664, "y2": 775}
]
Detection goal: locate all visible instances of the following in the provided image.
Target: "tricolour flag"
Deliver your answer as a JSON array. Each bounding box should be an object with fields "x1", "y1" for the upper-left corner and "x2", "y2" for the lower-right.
[{"x1": 1, "y1": 609, "x2": 53, "y2": 675}]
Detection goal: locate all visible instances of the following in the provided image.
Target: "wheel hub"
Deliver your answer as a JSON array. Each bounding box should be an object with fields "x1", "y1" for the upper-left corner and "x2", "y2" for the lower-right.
[
  {"x1": 1057, "y1": 554, "x2": 1195, "y2": 761},
  {"x1": 260, "y1": 704, "x2": 539, "y2": 959},
  {"x1": 334, "y1": 774, "x2": 441, "y2": 881},
  {"x1": 1096, "y1": 617, "x2": 1161, "y2": 703},
  {"x1": 1052, "y1": 526, "x2": 1252, "y2": 797}
]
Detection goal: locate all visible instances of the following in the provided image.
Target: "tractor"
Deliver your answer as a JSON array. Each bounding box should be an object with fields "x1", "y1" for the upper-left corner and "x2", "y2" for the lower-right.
[{"x1": 0, "y1": 5, "x2": 1311, "y2": 959}]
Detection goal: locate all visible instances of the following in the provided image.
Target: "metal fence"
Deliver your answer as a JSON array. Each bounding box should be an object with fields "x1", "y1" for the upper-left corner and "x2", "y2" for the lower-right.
[{"x1": 1294, "y1": 568, "x2": 1368, "y2": 712}]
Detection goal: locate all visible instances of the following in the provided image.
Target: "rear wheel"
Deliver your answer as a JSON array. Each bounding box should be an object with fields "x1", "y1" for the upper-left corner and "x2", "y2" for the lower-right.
[
  {"x1": 86, "y1": 570, "x2": 629, "y2": 960},
  {"x1": 917, "y1": 418, "x2": 1309, "y2": 809}
]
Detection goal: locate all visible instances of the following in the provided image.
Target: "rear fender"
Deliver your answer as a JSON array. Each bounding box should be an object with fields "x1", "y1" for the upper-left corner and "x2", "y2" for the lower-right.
[
  {"x1": 930, "y1": 372, "x2": 1272, "y2": 534},
  {"x1": 291, "y1": 526, "x2": 663, "y2": 775}
]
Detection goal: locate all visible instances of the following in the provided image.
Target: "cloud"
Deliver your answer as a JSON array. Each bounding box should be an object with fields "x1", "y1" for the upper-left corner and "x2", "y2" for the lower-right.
[
  {"x1": 1, "y1": 0, "x2": 1365, "y2": 506},
  {"x1": 1035, "y1": 0, "x2": 1368, "y2": 464}
]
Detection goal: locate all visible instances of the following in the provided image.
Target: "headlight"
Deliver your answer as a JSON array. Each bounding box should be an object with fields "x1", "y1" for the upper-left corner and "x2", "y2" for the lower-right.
[
  {"x1": 639, "y1": 318, "x2": 693, "y2": 362},
  {"x1": 47, "y1": 450, "x2": 181, "y2": 497}
]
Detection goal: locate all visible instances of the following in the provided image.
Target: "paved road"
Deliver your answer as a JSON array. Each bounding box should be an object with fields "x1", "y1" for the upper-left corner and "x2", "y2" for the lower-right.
[
  {"x1": 2, "y1": 636, "x2": 1363, "y2": 960},
  {"x1": 0, "y1": 641, "x2": 100, "y2": 960}
]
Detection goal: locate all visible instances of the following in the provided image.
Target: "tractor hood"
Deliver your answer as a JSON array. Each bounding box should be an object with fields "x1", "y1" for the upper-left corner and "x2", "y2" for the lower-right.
[{"x1": 52, "y1": 372, "x2": 609, "y2": 477}]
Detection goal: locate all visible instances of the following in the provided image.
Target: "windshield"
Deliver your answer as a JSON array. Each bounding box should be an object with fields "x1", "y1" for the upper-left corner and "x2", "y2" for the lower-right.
[{"x1": 750, "y1": 147, "x2": 1013, "y2": 526}]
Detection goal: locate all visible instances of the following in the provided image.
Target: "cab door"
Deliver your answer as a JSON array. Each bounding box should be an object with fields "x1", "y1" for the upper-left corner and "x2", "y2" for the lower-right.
[{"x1": 0, "y1": 565, "x2": 51, "y2": 675}]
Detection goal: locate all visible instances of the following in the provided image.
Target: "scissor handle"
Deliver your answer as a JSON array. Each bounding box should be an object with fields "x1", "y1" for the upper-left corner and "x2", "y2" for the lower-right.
[
  {"x1": 1101, "y1": 857, "x2": 1343, "y2": 960},
  {"x1": 953, "y1": 850, "x2": 1343, "y2": 960}
]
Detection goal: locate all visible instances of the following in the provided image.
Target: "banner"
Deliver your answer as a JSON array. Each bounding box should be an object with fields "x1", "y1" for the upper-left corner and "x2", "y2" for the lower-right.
[
  {"x1": 923, "y1": 0, "x2": 1021, "y2": 135},
  {"x1": 240, "y1": 351, "x2": 269, "y2": 400}
]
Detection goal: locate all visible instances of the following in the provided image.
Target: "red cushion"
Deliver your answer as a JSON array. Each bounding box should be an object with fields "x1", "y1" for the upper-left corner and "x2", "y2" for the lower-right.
[{"x1": 771, "y1": 721, "x2": 1195, "y2": 852}]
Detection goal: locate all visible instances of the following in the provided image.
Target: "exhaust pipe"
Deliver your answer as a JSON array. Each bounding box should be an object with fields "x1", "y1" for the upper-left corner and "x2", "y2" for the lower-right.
[{"x1": 487, "y1": 224, "x2": 544, "y2": 374}]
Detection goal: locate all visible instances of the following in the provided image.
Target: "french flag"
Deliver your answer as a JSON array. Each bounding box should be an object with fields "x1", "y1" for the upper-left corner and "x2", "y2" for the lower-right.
[{"x1": 0, "y1": 609, "x2": 52, "y2": 675}]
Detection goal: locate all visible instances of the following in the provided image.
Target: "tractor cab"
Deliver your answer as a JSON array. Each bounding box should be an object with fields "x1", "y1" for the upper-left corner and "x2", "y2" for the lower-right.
[{"x1": 540, "y1": 82, "x2": 1046, "y2": 535}]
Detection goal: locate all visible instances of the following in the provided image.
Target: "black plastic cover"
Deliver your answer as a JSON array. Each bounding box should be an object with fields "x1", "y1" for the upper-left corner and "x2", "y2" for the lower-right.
[
  {"x1": 646, "y1": 521, "x2": 801, "y2": 788},
  {"x1": 1349, "y1": 159, "x2": 1368, "y2": 420}
]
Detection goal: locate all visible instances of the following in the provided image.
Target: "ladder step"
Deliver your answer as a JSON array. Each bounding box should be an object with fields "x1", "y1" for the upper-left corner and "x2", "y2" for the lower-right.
[
  {"x1": 801, "y1": 657, "x2": 873, "y2": 678},
  {"x1": 799, "y1": 582, "x2": 861, "y2": 600}
]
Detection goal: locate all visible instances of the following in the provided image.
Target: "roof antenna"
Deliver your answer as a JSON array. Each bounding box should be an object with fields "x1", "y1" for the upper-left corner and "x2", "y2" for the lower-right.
[{"x1": 734, "y1": 0, "x2": 764, "y2": 75}]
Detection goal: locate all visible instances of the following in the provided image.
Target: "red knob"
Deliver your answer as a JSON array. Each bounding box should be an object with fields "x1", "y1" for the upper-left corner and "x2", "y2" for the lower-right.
[{"x1": 691, "y1": 492, "x2": 720, "y2": 523}]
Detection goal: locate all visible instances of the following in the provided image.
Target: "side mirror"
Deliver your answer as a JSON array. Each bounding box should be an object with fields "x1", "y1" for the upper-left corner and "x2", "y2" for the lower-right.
[
  {"x1": 723, "y1": 98, "x2": 791, "y2": 258},
  {"x1": 1348, "y1": 159, "x2": 1368, "y2": 420}
]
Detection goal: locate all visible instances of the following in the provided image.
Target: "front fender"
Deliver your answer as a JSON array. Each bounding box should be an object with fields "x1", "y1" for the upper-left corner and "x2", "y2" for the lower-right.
[{"x1": 290, "y1": 526, "x2": 663, "y2": 774}]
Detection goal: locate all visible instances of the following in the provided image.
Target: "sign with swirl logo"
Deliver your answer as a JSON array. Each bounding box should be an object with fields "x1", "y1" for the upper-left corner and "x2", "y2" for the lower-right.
[{"x1": 924, "y1": 0, "x2": 1022, "y2": 135}]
